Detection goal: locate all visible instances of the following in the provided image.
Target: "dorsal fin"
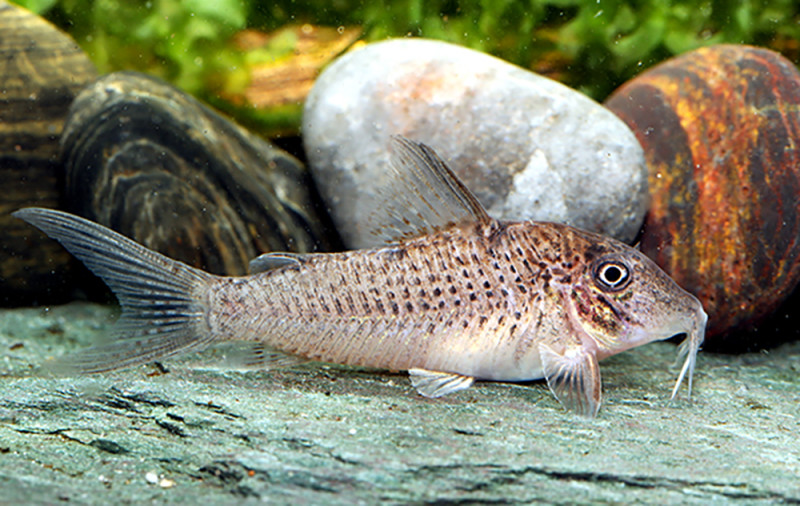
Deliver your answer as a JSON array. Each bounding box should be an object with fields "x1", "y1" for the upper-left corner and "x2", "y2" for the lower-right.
[{"x1": 363, "y1": 136, "x2": 492, "y2": 245}]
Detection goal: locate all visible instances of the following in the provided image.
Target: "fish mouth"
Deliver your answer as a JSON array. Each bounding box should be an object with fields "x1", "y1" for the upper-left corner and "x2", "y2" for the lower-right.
[{"x1": 670, "y1": 308, "x2": 708, "y2": 400}]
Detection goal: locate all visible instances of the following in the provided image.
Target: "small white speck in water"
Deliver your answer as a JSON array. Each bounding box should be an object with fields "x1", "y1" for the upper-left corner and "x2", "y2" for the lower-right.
[{"x1": 145, "y1": 471, "x2": 159, "y2": 484}]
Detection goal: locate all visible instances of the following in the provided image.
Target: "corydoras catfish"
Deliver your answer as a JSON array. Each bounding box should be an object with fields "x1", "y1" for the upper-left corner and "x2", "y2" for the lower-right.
[{"x1": 14, "y1": 137, "x2": 707, "y2": 417}]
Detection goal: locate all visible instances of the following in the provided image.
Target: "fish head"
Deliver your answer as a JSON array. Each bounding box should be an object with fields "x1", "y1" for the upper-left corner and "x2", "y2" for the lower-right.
[{"x1": 564, "y1": 233, "x2": 707, "y2": 398}]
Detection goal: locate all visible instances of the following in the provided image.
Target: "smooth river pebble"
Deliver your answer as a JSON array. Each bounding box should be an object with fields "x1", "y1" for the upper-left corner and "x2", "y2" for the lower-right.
[{"x1": 303, "y1": 38, "x2": 648, "y2": 248}]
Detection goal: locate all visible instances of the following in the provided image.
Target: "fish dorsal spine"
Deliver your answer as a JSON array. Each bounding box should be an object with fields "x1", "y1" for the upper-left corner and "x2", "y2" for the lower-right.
[{"x1": 363, "y1": 136, "x2": 492, "y2": 245}]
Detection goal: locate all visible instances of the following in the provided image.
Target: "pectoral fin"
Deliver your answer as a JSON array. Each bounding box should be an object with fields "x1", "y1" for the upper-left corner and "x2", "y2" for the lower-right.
[
  {"x1": 409, "y1": 368, "x2": 475, "y2": 398},
  {"x1": 539, "y1": 344, "x2": 602, "y2": 418}
]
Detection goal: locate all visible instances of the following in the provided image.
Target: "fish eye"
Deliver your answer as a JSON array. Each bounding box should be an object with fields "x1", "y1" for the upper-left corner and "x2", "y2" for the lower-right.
[{"x1": 593, "y1": 259, "x2": 631, "y2": 291}]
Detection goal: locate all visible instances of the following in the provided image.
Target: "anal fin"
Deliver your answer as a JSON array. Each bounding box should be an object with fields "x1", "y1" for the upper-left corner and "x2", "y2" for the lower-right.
[
  {"x1": 540, "y1": 344, "x2": 602, "y2": 418},
  {"x1": 207, "y1": 341, "x2": 307, "y2": 370},
  {"x1": 409, "y1": 368, "x2": 474, "y2": 398}
]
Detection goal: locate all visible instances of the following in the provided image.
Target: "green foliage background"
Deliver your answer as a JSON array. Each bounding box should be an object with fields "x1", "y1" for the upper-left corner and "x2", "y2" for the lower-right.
[{"x1": 13, "y1": 0, "x2": 800, "y2": 133}]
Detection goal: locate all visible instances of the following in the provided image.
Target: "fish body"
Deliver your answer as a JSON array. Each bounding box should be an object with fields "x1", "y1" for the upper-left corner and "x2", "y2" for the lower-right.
[
  {"x1": 15, "y1": 137, "x2": 707, "y2": 417},
  {"x1": 213, "y1": 219, "x2": 695, "y2": 381}
]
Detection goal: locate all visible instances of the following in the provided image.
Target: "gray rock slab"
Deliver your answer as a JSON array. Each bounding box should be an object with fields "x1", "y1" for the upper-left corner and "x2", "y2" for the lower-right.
[
  {"x1": 1, "y1": 302, "x2": 798, "y2": 504},
  {"x1": 303, "y1": 38, "x2": 648, "y2": 248}
]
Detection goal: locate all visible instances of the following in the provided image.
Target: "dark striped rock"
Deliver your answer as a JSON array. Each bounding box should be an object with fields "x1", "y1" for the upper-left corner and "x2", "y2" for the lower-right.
[
  {"x1": 303, "y1": 38, "x2": 648, "y2": 249},
  {"x1": 605, "y1": 44, "x2": 800, "y2": 344},
  {"x1": 60, "y1": 72, "x2": 334, "y2": 278},
  {"x1": 0, "y1": 0, "x2": 98, "y2": 305}
]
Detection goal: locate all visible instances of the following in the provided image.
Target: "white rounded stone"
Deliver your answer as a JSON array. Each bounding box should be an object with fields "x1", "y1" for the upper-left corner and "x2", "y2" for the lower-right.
[{"x1": 303, "y1": 38, "x2": 648, "y2": 248}]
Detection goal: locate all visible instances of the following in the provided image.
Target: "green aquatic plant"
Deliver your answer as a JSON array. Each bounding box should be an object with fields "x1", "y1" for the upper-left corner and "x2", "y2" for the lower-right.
[
  {"x1": 12, "y1": 0, "x2": 800, "y2": 132},
  {"x1": 15, "y1": 0, "x2": 249, "y2": 94}
]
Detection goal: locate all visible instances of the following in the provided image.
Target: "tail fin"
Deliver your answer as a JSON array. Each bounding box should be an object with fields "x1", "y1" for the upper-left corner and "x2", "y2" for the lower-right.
[{"x1": 14, "y1": 207, "x2": 219, "y2": 374}]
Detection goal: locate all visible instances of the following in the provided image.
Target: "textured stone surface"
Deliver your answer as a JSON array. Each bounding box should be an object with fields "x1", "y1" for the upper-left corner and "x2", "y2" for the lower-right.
[
  {"x1": 303, "y1": 38, "x2": 648, "y2": 249},
  {"x1": 605, "y1": 44, "x2": 800, "y2": 345},
  {"x1": 1, "y1": 302, "x2": 799, "y2": 503}
]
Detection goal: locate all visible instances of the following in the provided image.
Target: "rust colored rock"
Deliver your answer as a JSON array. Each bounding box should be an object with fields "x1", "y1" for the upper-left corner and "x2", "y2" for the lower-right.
[{"x1": 605, "y1": 44, "x2": 800, "y2": 343}]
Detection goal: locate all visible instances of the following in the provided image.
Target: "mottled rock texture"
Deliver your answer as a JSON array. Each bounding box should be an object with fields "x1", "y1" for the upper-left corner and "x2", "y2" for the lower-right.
[
  {"x1": 1, "y1": 303, "x2": 798, "y2": 503},
  {"x1": 606, "y1": 44, "x2": 800, "y2": 346}
]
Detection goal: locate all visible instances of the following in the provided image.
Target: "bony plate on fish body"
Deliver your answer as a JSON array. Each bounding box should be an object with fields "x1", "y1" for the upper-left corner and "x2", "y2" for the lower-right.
[{"x1": 15, "y1": 137, "x2": 707, "y2": 418}]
